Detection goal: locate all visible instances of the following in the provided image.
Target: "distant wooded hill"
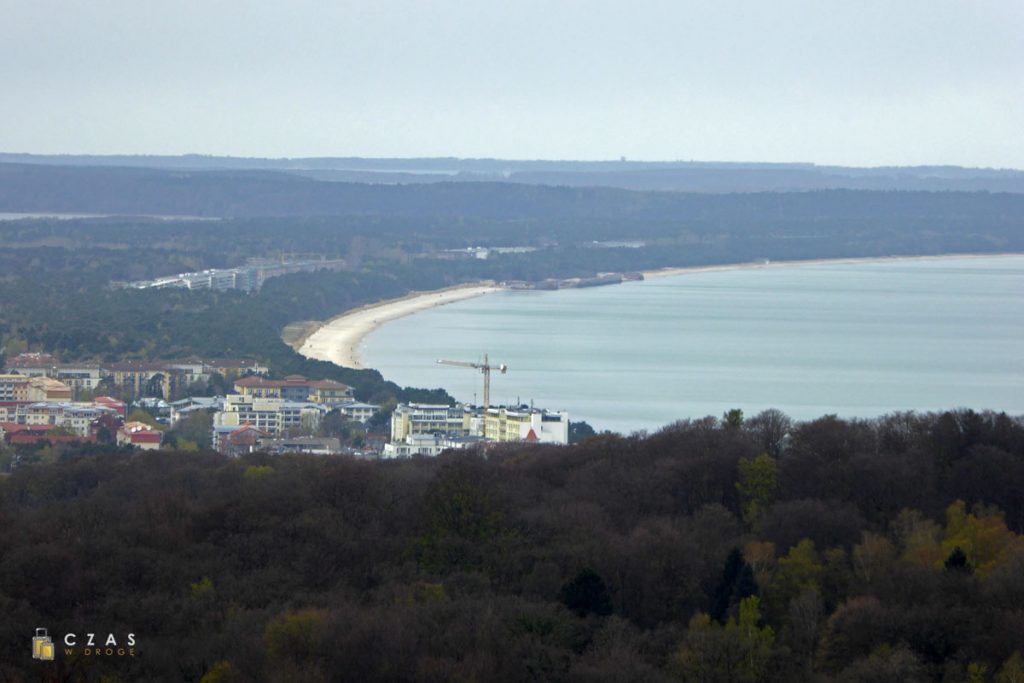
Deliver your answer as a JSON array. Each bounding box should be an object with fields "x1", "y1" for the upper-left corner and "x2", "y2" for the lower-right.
[
  {"x1": 3, "y1": 152, "x2": 1023, "y2": 193},
  {"x1": 3, "y1": 162, "x2": 1024, "y2": 227}
]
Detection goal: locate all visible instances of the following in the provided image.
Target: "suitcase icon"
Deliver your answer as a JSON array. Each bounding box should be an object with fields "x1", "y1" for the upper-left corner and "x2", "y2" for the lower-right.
[{"x1": 33, "y1": 627, "x2": 55, "y2": 661}]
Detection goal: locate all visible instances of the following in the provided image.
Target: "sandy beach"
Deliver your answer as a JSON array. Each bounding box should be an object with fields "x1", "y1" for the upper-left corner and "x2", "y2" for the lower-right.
[
  {"x1": 299, "y1": 252, "x2": 1022, "y2": 369},
  {"x1": 299, "y1": 283, "x2": 503, "y2": 368},
  {"x1": 641, "y1": 252, "x2": 1024, "y2": 280}
]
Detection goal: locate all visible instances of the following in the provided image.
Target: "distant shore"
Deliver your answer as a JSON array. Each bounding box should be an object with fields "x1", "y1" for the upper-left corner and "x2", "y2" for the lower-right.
[
  {"x1": 299, "y1": 282, "x2": 503, "y2": 369},
  {"x1": 641, "y1": 251, "x2": 1024, "y2": 279},
  {"x1": 298, "y1": 252, "x2": 1023, "y2": 369}
]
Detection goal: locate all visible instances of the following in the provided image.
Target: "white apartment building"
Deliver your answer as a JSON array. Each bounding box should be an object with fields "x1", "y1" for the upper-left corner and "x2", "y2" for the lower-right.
[
  {"x1": 383, "y1": 433, "x2": 485, "y2": 458},
  {"x1": 334, "y1": 401, "x2": 379, "y2": 424},
  {"x1": 385, "y1": 403, "x2": 569, "y2": 457},
  {"x1": 54, "y1": 365, "x2": 104, "y2": 393},
  {"x1": 169, "y1": 396, "x2": 224, "y2": 424},
  {"x1": 259, "y1": 436, "x2": 343, "y2": 456},
  {"x1": 390, "y1": 403, "x2": 468, "y2": 441},
  {"x1": 476, "y1": 407, "x2": 569, "y2": 445},
  {"x1": 214, "y1": 394, "x2": 327, "y2": 436},
  {"x1": 17, "y1": 402, "x2": 116, "y2": 436}
]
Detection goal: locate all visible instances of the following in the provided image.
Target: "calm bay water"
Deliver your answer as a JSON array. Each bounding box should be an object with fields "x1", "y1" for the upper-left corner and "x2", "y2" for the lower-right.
[{"x1": 362, "y1": 256, "x2": 1024, "y2": 433}]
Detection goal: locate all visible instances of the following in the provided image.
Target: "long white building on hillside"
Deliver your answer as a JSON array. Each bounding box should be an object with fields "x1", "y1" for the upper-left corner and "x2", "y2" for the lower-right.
[{"x1": 385, "y1": 402, "x2": 568, "y2": 457}]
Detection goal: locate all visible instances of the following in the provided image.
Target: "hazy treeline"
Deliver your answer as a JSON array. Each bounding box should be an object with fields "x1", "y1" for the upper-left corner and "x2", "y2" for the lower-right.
[
  {"x1": 4, "y1": 163, "x2": 1024, "y2": 231},
  {"x1": 4, "y1": 154, "x2": 1024, "y2": 193},
  {"x1": 500, "y1": 167, "x2": 1024, "y2": 194},
  {"x1": 1, "y1": 409, "x2": 1023, "y2": 681}
]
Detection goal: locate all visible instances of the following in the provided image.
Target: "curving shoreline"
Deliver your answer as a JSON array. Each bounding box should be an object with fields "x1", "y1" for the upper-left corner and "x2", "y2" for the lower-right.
[
  {"x1": 299, "y1": 283, "x2": 503, "y2": 369},
  {"x1": 641, "y1": 251, "x2": 1024, "y2": 280},
  {"x1": 297, "y1": 252, "x2": 1022, "y2": 369}
]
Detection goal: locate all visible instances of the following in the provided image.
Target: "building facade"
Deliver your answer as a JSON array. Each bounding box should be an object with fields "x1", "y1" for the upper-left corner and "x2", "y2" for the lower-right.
[
  {"x1": 4, "y1": 354, "x2": 103, "y2": 394},
  {"x1": 334, "y1": 401, "x2": 379, "y2": 423},
  {"x1": 0, "y1": 375, "x2": 73, "y2": 402},
  {"x1": 390, "y1": 403, "x2": 468, "y2": 441},
  {"x1": 0, "y1": 400, "x2": 121, "y2": 437},
  {"x1": 383, "y1": 433, "x2": 485, "y2": 458},
  {"x1": 233, "y1": 375, "x2": 354, "y2": 403},
  {"x1": 477, "y1": 407, "x2": 569, "y2": 445},
  {"x1": 119, "y1": 258, "x2": 346, "y2": 293},
  {"x1": 259, "y1": 436, "x2": 343, "y2": 456},
  {"x1": 116, "y1": 421, "x2": 162, "y2": 450},
  {"x1": 215, "y1": 395, "x2": 327, "y2": 436},
  {"x1": 385, "y1": 403, "x2": 569, "y2": 457}
]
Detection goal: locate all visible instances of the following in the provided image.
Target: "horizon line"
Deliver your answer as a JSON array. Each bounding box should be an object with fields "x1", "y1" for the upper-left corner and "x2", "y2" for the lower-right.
[{"x1": 1, "y1": 151, "x2": 1022, "y2": 173}]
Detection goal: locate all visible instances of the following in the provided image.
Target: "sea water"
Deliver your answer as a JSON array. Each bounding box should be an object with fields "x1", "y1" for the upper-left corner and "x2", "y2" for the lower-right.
[{"x1": 362, "y1": 256, "x2": 1024, "y2": 433}]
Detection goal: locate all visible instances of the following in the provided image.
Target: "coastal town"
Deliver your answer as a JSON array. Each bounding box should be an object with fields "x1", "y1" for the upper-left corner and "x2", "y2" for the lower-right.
[
  {"x1": 1, "y1": 254, "x2": 972, "y2": 466},
  {"x1": 0, "y1": 350, "x2": 569, "y2": 462},
  {"x1": 4, "y1": 6, "x2": 1023, "y2": 677}
]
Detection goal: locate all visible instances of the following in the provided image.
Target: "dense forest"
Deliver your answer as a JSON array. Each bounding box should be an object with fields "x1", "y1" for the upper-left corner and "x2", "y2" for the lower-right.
[{"x1": 1, "y1": 409, "x2": 1023, "y2": 681}]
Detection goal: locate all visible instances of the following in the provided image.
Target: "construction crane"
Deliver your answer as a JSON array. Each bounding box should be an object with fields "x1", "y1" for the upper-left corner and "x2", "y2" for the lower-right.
[{"x1": 437, "y1": 354, "x2": 508, "y2": 410}]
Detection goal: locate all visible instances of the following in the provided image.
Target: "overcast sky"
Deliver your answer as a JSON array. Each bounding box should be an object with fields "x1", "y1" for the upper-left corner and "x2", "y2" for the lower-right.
[{"x1": 3, "y1": 0, "x2": 1022, "y2": 167}]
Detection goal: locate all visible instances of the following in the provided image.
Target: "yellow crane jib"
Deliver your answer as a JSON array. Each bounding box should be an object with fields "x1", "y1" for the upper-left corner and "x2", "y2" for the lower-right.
[{"x1": 436, "y1": 354, "x2": 508, "y2": 410}]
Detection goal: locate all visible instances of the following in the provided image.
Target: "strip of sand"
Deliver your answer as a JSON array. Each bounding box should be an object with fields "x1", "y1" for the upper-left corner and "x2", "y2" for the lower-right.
[
  {"x1": 641, "y1": 252, "x2": 1023, "y2": 280},
  {"x1": 299, "y1": 252, "x2": 1023, "y2": 370},
  {"x1": 299, "y1": 283, "x2": 503, "y2": 369}
]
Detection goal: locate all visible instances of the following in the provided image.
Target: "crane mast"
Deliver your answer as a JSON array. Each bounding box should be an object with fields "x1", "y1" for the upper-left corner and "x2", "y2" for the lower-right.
[{"x1": 436, "y1": 353, "x2": 508, "y2": 410}]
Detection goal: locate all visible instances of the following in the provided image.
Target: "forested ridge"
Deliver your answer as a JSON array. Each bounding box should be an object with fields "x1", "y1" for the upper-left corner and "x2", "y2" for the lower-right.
[
  {"x1": 2, "y1": 410, "x2": 1024, "y2": 681},
  {"x1": 4, "y1": 154, "x2": 1024, "y2": 193},
  {"x1": 4, "y1": 162, "x2": 1024, "y2": 227}
]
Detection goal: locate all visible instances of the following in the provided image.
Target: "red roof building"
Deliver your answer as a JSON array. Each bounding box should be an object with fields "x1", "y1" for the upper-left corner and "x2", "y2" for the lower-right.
[
  {"x1": 221, "y1": 425, "x2": 272, "y2": 456},
  {"x1": 116, "y1": 421, "x2": 162, "y2": 450},
  {"x1": 93, "y1": 396, "x2": 127, "y2": 417},
  {"x1": 1, "y1": 422, "x2": 96, "y2": 446},
  {"x1": 0, "y1": 422, "x2": 52, "y2": 443}
]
